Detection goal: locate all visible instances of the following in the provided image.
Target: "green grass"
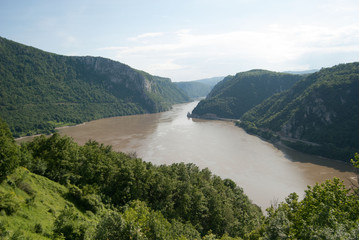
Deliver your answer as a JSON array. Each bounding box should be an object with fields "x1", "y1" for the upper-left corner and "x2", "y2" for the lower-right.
[{"x1": 0, "y1": 167, "x2": 99, "y2": 239}]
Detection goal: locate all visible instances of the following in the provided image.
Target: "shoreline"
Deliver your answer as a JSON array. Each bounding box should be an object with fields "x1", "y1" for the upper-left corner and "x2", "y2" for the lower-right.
[
  {"x1": 188, "y1": 113, "x2": 240, "y2": 122},
  {"x1": 15, "y1": 101, "x2": 196, "y2": 143},
  {"x1": 188, "y1": 114, "x2": 355, "y2": 164}
]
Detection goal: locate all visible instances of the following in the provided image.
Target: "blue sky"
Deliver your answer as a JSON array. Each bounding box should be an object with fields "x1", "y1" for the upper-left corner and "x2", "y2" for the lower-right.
[{"x1": 1, "y1": 0, "x2": 359, "y2": 81}]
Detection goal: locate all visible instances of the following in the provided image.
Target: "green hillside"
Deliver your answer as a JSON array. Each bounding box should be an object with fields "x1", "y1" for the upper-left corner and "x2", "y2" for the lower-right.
[
  {"x1": 0, "y1": 37, "x2": 189, "y2": 137},
  {"x1": 175, "y1": 77, "x2": 224, "y2": 99},
  {"x1": 0, "y1": 167, "x2": 96, "y2": 239},
  {"x1": 191, "y1": 70, "x2": 303, "y2": 119},
  {"x1": 241, "y1": 63, "x2": 359, "y2": 160}
]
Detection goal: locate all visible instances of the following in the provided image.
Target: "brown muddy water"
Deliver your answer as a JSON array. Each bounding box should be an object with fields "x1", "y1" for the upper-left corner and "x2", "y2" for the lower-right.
[{"x1": 19, "y1": 101, "x2": 357, "y2": 209}]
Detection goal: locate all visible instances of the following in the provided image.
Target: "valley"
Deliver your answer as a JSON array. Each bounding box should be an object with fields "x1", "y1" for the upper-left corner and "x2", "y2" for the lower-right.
[{"x1": 54, "y1": 101, "x2": 356, "y2": 209}]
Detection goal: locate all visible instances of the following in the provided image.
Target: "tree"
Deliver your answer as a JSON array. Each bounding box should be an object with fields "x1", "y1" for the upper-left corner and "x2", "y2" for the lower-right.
[
  {"x1": 351, "y1": 152, "x2": 359, "y2": 196},
  {"x1": 95, "y1": 200, "x2": 202, "y2": 240},
  {"x1": 0, "y1": 118, "x2": 19, "y2": 182},
  {"x1": 53, "y1": 207, "x2": 88, "y2": 240},
  {"x1": 351, "y1": 153, "x2": 359, "y2": 168},
  {"x1": 95, "y1": 211, "x2": 127, "y2": 240},
  {"x1": 263, "y1": 178, "x2": 359, "y2": 239}
]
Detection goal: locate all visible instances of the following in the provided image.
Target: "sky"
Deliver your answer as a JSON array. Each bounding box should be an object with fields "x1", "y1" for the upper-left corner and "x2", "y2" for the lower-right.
[{"x1": 1, "y1": 0, "x2": 359, "y2": 82}]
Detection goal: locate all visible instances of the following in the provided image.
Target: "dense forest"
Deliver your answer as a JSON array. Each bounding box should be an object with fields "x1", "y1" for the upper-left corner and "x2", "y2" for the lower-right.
[
  {"x1": 0, "y1": 37, "x2": 189, "y2": 138},
  {"x1": 191, "y1": 70, "x2": 303, "y2": 119},
  {"x1": 240, "y1": 63, "x2": 359, "y2": 160},
  {"x1": 1, "y1": 118, "x2": 359, "y2": 239}
]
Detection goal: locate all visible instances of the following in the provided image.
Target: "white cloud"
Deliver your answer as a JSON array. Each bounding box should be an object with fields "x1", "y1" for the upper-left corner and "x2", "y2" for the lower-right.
[
  {"x1": 321, "y1": 0, "x2": 359, "y2": 13},
  {"x1": 128, "y1": 32, "x2": 164, "y2": 42},
  {"x1": 148, "y1": 60, "x2": 184, "y2": 72},
  {"x1": 98, "y1": 23, "x2": 359, "y2": 81},
  {"x1": 56, "y1": 32, "x2": 78, "y2": 49}
]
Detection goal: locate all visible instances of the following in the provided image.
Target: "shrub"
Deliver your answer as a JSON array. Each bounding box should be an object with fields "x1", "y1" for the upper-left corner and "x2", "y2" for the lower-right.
[
  {"x1": 0, "y1": 118, "x2": 20, "y2": 182},
  {"x1": 0, "y1": 192, "x2": 20, "y2": 215},
  {"x1": 34, "y1": 223, "x2": 43, "y2": 234},
  {"x1": 53, "y1": 207, "x2": 88, "y2": 240}
]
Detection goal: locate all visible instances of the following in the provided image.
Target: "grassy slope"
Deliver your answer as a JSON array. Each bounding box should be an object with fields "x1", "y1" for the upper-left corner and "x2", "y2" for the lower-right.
[{"x1": 0, "y1": 167, "x2": 97, "y2": 239}]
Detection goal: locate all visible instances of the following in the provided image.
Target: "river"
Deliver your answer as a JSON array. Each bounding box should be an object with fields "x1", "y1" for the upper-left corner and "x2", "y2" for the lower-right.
[{"x1": 47, "y1": 101, "x2": 356, "y2": 209}]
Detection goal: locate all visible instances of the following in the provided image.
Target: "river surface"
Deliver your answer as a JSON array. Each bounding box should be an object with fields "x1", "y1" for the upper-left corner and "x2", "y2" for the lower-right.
[{"x1": 51, "y1": 101, "x2": 356, "y2": 209}]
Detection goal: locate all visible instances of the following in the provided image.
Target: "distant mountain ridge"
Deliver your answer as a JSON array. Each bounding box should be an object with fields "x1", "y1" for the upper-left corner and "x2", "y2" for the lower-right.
[
  {"x1": 191, "y1": 70, "x2": 304, "y2": 119},
  {"x1": 0, "y1": 37, "x2": 189, "y2": 137},
  {"x1": 175, "y1": 76, "x2": 224, "y2": 99},
  {"x1": 194, "y1": 76, "x2": 225, "y2": 86}
]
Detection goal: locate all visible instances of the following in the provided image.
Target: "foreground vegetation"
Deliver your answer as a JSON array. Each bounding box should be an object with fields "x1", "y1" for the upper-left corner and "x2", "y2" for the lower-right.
[
  {"x1": 0, "y1": 118, "x2": 261, "y2": 239},
  {"x1": 1, "y1": 117, "x2": 359, "y2": 239}
]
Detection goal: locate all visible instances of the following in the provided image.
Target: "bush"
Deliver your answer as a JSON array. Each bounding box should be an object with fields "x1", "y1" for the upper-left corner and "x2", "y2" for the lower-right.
[
  {"x1": 95, "y1": 211, "x2": 127, "y2": 240},
  {"x1": 66, "y1": 184, "x2": 102, "y2": 213},
  {"x1": 0, "y1": 192, "x2": 20, "y2": 215},
  {"x1": 53, "y1": 207, "x2": 88, "y2": 240},
  {"x1": 17, "y1": 181, "x2": 36, "y2": 196},
  {"x1": 0, "y1": 118, "x2": 20, "y2": 182},
  {"x1": 34, "y1": 223, "x2": 43, "y2": 234},
  {"x1": 263, "y1": 178, "x2": 359, "y2": 239}
]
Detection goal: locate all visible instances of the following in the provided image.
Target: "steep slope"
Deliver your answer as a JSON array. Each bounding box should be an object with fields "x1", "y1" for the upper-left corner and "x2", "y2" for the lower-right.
[
  {"x1": 0, "y1": 37, "x2": 189, "y2": 137},
  {"x1": 241, "y1": 63, "x2": 359, "y2": 160},
  {"x1": 175, "y1": 76, "x2": 224, "y2": 99},
  {"x1": 191, "y1": 70, "x2": 303, "y2": 119},
  {"x1": 0, "y1": 167, "x2": 98, "y2": 239}
]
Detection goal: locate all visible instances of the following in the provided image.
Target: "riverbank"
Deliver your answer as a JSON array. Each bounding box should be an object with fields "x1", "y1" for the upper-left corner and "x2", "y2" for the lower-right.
[
  {"x1": 236, "y1": 120, "x2": 356, "y2": 163},
  {"x1": 188, "y1": 112, "x2": 240, "y2": 122},
  {"x1": 189, "y1": 113, "x2": 357, "y2": 162}
]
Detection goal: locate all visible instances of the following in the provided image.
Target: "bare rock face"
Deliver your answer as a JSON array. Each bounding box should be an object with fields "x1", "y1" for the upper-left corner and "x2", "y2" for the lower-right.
[
  {"x1": 75, "y1": 56, "x2": 149, "y2": 93},
  {"x1": 280, "y1": 95, "x2": 338, "y2": 140},
  {"x1": 72, "y1": 56, "x2": 188, "y2": 113}
]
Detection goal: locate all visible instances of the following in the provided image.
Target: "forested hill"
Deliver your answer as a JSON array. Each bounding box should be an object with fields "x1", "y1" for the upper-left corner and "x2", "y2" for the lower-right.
[
  {"x1": 0, "y1": 36, "x2": 189, "y2": 137},
  {"x1": 175, "y1": 76, "x2": 224, "y2": 99},
  {"x1": 241, "y1": 63, "x2": 359, "y2": 160},
  {"x1": 191, "y1": 70, "x2": 303, "y2": 119}
]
